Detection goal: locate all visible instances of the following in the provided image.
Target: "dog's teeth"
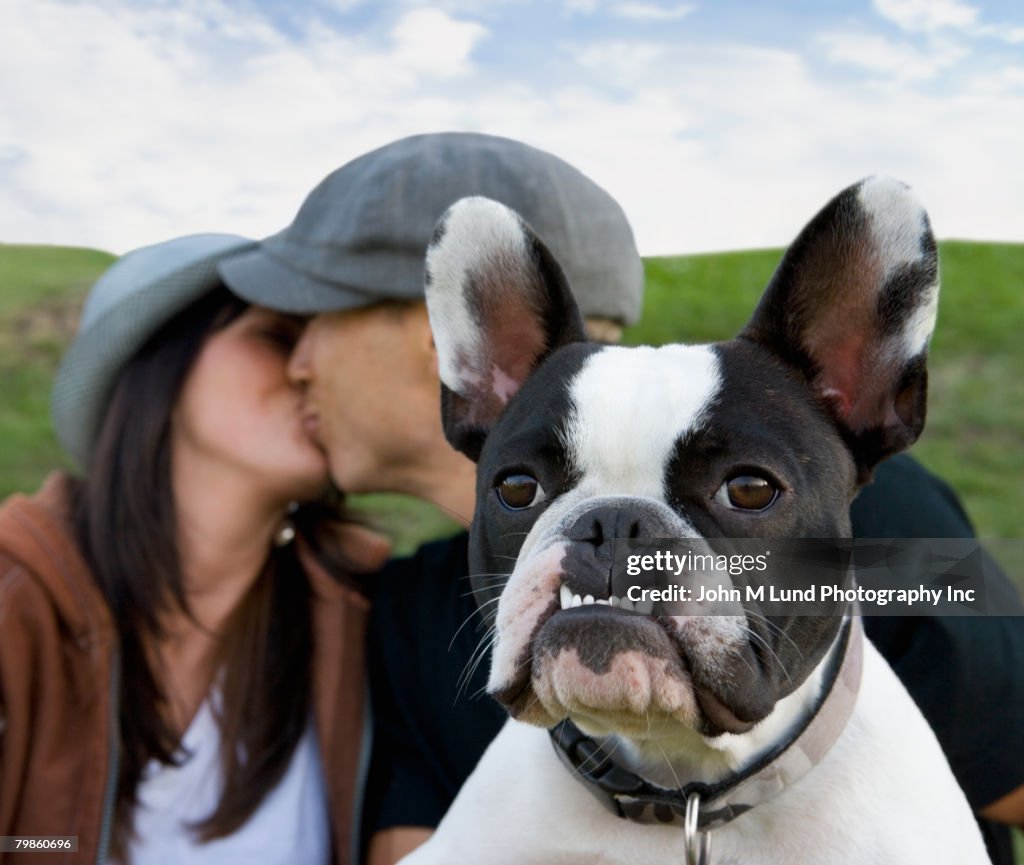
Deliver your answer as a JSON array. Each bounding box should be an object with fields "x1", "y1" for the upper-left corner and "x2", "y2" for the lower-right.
[
  {"x1": 619, "y1": 597, "x2": 634, "y2": 612},
  {"x1": 608, "y1": 596, "x2": 619, "y2": 607},
  {"x1": 635, "y1": 599, "x2": 654, "y2": 615},
  {"x1": 571, "y1": 594, "x2": 583, "y2": 608},
  {"x1": 596, "y1": 598, "x2": 609, "y2": 605},
  {"x1": 583, "y1": 594, "x2": 595, "y2": 606},
  {"x1": 559, "y1": 584, "x2": 573, "y2": 610}
]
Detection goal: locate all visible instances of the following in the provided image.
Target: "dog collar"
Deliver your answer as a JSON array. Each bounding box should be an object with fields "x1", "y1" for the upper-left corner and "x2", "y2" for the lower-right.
[{"x1": 549, "y1": 615, "x2": 863, "y2": 835}]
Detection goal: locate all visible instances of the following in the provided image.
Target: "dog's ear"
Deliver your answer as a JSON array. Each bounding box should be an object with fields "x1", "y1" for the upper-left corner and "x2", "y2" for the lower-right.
[
  {"x1": 741, "y1": 177, "x2": 939, "y2": 478},
  {"x1": 425, "y1": 196, "x2": 587, "y2": 461}
]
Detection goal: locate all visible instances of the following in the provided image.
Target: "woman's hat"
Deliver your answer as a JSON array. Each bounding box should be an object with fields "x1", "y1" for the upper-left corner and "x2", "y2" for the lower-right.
[{"x1": 51, "y1": 233, "x2": 256, "y2": 469}]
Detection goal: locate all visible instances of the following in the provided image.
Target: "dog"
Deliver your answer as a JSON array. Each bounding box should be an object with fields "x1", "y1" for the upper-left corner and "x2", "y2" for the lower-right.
[{"x1": 402, "y1": 179, "x2": 991, "y2": 863}]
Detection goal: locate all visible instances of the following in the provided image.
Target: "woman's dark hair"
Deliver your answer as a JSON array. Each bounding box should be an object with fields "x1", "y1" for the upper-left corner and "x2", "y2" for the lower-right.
[{"x1": 69, "y1": 285, "x2": 331, "y2": 856}]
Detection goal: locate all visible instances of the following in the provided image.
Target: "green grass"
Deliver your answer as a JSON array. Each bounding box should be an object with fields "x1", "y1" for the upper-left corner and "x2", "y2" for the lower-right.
[
  {"x1": 0, "y1": 244, "x2": 115, "y2": 495},
  {"x1": 347, "y1": 492, "x2": 463, "y2": 556},
  {"x1": 0, "y1": 243, "x2": 114, "y2": 313},
  {"x1": 1, "y1": 240, "x2": 1021, "y2": 553}
]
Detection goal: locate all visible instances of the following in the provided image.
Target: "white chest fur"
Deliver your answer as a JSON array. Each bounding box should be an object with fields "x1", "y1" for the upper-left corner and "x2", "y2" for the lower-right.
[{"x1": 399, "y1": 638, "x2": 990, "y2": 865}]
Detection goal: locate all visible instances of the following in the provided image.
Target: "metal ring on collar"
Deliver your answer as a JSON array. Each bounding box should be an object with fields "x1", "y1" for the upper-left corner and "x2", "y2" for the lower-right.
[{"x1": 684, "y1": 792, "x2": 712, "y2": 865}]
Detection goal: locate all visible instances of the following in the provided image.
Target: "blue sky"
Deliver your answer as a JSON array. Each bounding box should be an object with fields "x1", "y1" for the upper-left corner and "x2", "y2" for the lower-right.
[{"x1": 1, "y1": 0, "x2": 1022, "y2": 255}]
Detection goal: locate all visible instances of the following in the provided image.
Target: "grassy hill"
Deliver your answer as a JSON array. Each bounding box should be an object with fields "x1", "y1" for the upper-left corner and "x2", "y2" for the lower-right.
[
  {"x1": 0, "y1": 244, "x2": 116, "y2": 496},
  {"x1": 1, "y1": 240, "x2": 1022, "y2": 551}
]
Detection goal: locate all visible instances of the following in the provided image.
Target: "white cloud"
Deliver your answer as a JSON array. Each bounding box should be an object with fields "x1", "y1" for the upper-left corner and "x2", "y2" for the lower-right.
[
  {"x1": 0, "y1": 0, "x2": 1022, "y2": 260},
  {"x1": 611, "y1": 3, "x2": 695, "y2": 22},
  {"x1": 564, "y1": 0, "x2": 600, "y2": 15},
  {"x1": 547, "y1": 35, "x2": 1024, "y2": 254},
  {"x1": 873, "y1": 0, "x2": 978, "y2": 33},
  {"x1": 574, "y1": 40, "x2": 671, "y2": 86},
  {"x1": 817, "y1": 30, "x2": 966, "y2": 80},
  {"x1": 873, "y1": 0, "x2": 1024, "y2": 50},
  {"x1": 975, "y1": 22, "x2": 1024, "y2": 44},
  {"x1": 391, "y1": 7, "x2": 488, "y2": 76},
  {"x1": 0, "y1": 0, "x2": 488, "y2": 251}
]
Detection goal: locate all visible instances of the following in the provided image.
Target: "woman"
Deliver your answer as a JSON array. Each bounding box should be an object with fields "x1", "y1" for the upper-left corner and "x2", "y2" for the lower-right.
[{"x1": 0, "y1": 235, "x2": 387, "y2": 864}]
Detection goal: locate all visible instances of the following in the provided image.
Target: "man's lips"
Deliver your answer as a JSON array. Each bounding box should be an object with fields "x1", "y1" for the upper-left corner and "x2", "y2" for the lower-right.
[
  {"x1": 299, "y1": 406, "x2": 321, "y2": 440},
  {"x1": 302, "y1": 413, "x2": 320, "y2": 436}
]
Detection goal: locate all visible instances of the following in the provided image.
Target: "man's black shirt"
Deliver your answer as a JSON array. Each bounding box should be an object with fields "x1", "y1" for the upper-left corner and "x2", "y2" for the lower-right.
[{"x1": 363, "y1": 455, "x2": 1024, "y2": 864}]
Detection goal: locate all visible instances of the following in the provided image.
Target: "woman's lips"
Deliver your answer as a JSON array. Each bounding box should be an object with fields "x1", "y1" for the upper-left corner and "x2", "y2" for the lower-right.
[{"x1": 301, "y1": 412, "x2": 321, "y2": 439}]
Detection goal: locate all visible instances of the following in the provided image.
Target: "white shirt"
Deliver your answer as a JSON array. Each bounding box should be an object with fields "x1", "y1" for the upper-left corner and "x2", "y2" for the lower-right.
[{"x1": 127, "y1": 694, "x2": 330, "y2": 865}]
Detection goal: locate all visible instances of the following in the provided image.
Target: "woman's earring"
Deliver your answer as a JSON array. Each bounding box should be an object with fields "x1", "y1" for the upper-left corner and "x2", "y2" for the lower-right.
[{"x1": 274, "y1": 502, "x2": 299, "y2": 547}]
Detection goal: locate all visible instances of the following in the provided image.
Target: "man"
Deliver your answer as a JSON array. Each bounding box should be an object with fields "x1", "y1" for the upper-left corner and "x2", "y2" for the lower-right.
[
  {"x1": 218, "y1": 132, "x2": 1024, "y2": 865},
  {"x1": 220, "y1": 132, "x2": 637, "y2": 516}
]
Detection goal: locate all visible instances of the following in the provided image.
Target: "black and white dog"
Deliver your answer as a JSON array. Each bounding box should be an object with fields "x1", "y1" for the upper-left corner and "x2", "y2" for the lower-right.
[{"x1": 406, "y1": 179, "x2": 990, "y2": 863}]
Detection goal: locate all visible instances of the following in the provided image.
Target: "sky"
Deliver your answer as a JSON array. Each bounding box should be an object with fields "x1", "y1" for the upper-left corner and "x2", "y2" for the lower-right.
[{"x1": 1, "y1": 0, "x2": 1022, "y2": 256}]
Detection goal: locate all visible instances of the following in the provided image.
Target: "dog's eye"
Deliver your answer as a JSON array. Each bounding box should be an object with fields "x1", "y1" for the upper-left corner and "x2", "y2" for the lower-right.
[
  {"x1": 717, "y1": 475, "x2": 778, "y2": 511},
  {"x1": 495, "y1": 473, "x2": 547, "y2": 510}
]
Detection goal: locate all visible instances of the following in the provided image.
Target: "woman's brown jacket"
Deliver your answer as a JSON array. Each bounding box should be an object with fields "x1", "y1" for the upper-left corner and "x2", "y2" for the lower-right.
[{"x1": 0, "y1": 473, "x2": 371, "y2": 865}]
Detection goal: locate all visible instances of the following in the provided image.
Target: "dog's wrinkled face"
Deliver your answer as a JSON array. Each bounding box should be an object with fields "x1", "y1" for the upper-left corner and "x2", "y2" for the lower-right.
[
  {"x1": 425, "y1": 178, "x2": 938, "y2": 740},
  {"x1": 469, "y1": 341, "x2": 856, "y2": 736}
]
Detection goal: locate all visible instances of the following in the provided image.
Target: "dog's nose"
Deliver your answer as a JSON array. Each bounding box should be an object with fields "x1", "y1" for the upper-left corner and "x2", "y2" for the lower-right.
[
  {"x1": 566, "y1": 506, "x2": 656, "y2": 558},
  {"x1": 562, "y1": 506, "x2": 669, "y2": 602}
]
